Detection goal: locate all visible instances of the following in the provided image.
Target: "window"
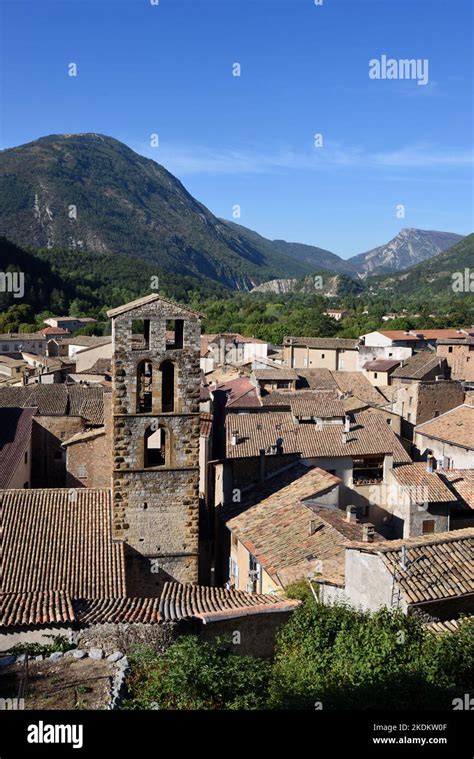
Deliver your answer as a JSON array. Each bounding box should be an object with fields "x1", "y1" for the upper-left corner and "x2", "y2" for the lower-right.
[
  {"x1": 448, "y1": 346, "x2": 453, "y2": 353},
  {"x1": 374, "y1": 372, "x2": 378, "y2": 379},
  {"x1": 422, "y1": 520, "x2": 435, "y2": 534},
  {"x1": 321, "y1": 353, "x2": 325, "y2": 359},
  {"x1": 407, "y1": 412, "x2": 411, "y2": 422},
  {"x1": 160, "y1": 361, "x2": 175, "y2": 412},
  {"x1": 166, "y1": 320, "x2": 184, "y2": 350},
  {"x1": 386, "y1": 418, "x2": 392, "y2": 425},
  {"x1": 409, "y1": 396, "x2": 413, "y2": 406},
  {"x1": 132, "y1": 319, "x2": 150, "y2": 350},
  {"x1": 137, "y1": 360, "x2": 153, "y2": 412},
  {"x1": 77, "y1": 464, "x2": 87, "y2": 479},
  {"x1": 24, "y1": 451, "x2": 28, "y2": 464},
  {"x1": 144, "y1": 426, "x2": 166, "y2": 467},
  {"x1": 247, "y1": 554, "x2": 261, "y2": 593}
]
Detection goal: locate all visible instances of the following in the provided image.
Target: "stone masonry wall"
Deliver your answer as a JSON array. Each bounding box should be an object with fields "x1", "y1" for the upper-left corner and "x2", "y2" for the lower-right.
[{"x1": 111, "y1": 299, "x2": 201, "y2": 586}]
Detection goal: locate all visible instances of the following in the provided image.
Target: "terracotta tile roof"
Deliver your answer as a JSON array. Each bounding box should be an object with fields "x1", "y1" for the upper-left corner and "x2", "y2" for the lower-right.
[
  {"x1": 392, "y1": 463, "x2": 459, "y2": 503},
  {"x1": 227, "y1": 468, "x2": 374, "y2": 587},
  {"x1": 62, "y1": 336, "x2": 111, "y2": 348},
  {"x1": 0, "y1": 384, "x2": 104, "y2": 422},
  {"x1": 425, "y1": 616, "x2": 473, "y2": 634},
  {"x1": 0, "y1": 591, "x2": 76, "y2": 627},
  {"x1": 392, "y1": 352, "x2": 444, "y2": 379},
  {"x1": 0, "y1": 356, "x2": 26, "y2": 368},
  {"x1": 290, "y1": 394, "x2": 345, "y2": 418},
  {"x1": 221, "y1": 461, "x2": 312, "y2": 523},
  {"x1": 440, "y1": 470, "x2": 474, "y2": 509},
  {"x1": 216, "y1": 377, "x2": 261, "y2": 408},
  {"x1": 284, "y1": 336, "x2": 359, "y2": 350},
  {"x1": 62, "y1": 428, "x2": 106, "y2": 447},
  {"x1": 73, "y1": 597, "x2": 161, "y2": 624},
  {"x1": 415, "y1": 404, "x2": 474, "y2": 449},
  {"x1": 68, "y1": 385, "x2": 104, "y2": 424},
  {"x1": 331, "y1": 371, "x2": 387, "y2": 406},
  {"x1": 411, "y1": 329, "x2": 474, "y2": 340},
  {"x1": 0, "y1": 332, "x2": 46, "y2": 341},
  {"x1": 376, "y1": 331, "x2": 421, "y2": 342},
  {"x1": 40, "y1": 327, "x2": 70, "y2": 336},
  {"x1": 106, "y1": 293, "x2": 203, "y2": 319},
  {"x1": 437, "y1": 337, "x2": 474, "y2": 345},
  {"x1": 0, "y1": 488, "x2": 126, "y2": 598},
  {"x1": 226, "y1": 410, "x2": 411, "y2": 462},
  {"x1": 347, "y1": 528, "x2": 474, "y2": 605},
  {"x1": 0, "y1": 407, "x2": 36, "y2": 488},
  {"x1": 377, "y1": 329, "x2": 474, "y2": 342},
  {"x1": 200, "y1": 412, "x2": 213, "y2": 438},
  {"x1": 253, "y1": 369, "x2": 298, "y2": 381},
  {"x1": 159, "y1": 582, "x2": 299, "y2": 622},
  {"x1": 363, "y1": 359, "x2": 400, "y2": 372},
  {"x1": 77, "y1": 358, "x2": 111, "y2": 375},
  {"x1": 297, "y1": 368, "x2": 337, "y2": 390}
]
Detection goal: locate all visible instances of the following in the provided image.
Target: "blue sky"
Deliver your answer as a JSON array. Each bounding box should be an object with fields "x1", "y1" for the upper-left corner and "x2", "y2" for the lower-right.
[{"x1": 1, "y1": 0, "x2": 473, "y2": 257}]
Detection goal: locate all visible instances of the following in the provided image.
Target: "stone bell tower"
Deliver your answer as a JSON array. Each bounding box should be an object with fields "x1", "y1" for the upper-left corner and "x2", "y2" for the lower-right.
[{"x1": 107, "y1": 294, "x2": 201, "y2": 592}]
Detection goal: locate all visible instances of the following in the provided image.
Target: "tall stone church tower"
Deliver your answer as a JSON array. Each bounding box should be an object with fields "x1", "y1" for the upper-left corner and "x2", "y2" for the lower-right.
[{"x1": 107, "y1": 294, "x2": 201, "y2": 593}]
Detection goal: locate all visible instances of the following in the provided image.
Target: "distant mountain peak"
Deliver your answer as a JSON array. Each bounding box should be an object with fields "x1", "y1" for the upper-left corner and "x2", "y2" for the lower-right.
[{"x1": 349, "y1": 228, "x2": 464, "y2": 277}]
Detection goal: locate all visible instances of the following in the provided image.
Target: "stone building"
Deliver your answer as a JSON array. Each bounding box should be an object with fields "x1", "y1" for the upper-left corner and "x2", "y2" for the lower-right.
[
  {"x1": 283, "y1": 336, "x2": 359, "y2": 371},
  {"x1": 388, "y1": 379, "x2": 465, "y2": 444},
  {"x1": 107, "y1": 294, "x2": 202, "y2": 591},
  {"x1": 317, "y1": 528, "x2": 474, "y2": 624}
]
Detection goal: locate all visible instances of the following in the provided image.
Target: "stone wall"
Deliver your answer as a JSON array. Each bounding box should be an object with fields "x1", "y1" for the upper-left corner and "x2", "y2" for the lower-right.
[
  {"x1": 32, "y1": 416, "x2": 85, "y2": 487},
  {"x1": 111, "y1": 299, "x2": 201, "y2": 586}
]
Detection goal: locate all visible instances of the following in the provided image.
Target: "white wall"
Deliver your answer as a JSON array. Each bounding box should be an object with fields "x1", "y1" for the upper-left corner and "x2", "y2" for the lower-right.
[
  {"x1": 414, "y1": 432, "x2": 474, "y2": 469},
  {"x1": 74, "y1": 342, "x2": 113, "y2": 370}
]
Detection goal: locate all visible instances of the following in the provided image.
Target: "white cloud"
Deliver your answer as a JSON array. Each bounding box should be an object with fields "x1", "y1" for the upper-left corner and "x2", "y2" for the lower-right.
[{"x1": 133, "y1": 139, "x2": 474, "y2": 176}]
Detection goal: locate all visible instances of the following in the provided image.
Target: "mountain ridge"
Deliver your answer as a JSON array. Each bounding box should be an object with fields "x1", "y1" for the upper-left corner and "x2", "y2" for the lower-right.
[
  {"x1": 0, "y1": 133, "x2": 466, "y2": 290},
  {"x1": 348, "y1": 228, "x2": 464, "y2": 276}
]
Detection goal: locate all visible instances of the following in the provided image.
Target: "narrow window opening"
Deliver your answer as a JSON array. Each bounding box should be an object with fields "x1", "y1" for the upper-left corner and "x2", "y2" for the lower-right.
[
  {"x1": 132, "y1": 319, "x2": 150, "y2": 350},
  {"x1": 144, "y1": 426, "x2": 166, "y2": 468},
  {"x1": 161, "y1": 361, "x2": 175, "y2": 413},
  {"x1": 137, "y1": 360, "x2": 153, "y2": 413},
  {"x1": 166, "y1": 319, "x2": 184, "y2": 350}
]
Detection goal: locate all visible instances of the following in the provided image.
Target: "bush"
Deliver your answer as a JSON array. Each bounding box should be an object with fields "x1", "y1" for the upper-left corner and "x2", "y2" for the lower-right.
[
  {"x1": 268, "y1": 598, "x2": 474, "y2": 710},
  {"x1": 123, "y1": 637, "x2": 271, "y2": 710}
]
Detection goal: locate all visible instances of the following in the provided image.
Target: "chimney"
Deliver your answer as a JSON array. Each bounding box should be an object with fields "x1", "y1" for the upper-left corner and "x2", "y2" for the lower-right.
[
  {"x1": 344, "y1": 415, "x2": 351, "y2": 433},
  {"x1": 346, "y1": 505, "x2": 358, "y2": 524},
  {"x1": 259, "y1": 448, "x2": 266, "y2": 481},
  {"x1": 426, "y1": 453, "x2": 435, "y2": 473},
  {"x1": 231, "y1": 431, "x2": 238, "y2": 446},
  {"x1": 383, "y1": 453, "x2": 394, "y2": 479},
  {"x1": 362, "y1": 523, "x2": 375, "y2": 543}
]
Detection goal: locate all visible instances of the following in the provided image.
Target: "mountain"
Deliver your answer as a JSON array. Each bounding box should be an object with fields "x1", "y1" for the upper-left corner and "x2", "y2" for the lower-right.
[
  {"x1": 349, "y1": 228, "x2": 464, "y2": 277},
  {"x1": 0, "y1": 133, "x2": 317, "y2": 290},
  {"x1": 223, "y1": 221, "x2": 356, "y2": 276},
  {"x1": 251, "y1": 272, "x2": 364, "y2": 297},
  {"x1": 0, "y1": 236, "x2": 228, "y2": 321},
  {"x1": 369, "y1": 233, "x2": 474, "y2": 296}
]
